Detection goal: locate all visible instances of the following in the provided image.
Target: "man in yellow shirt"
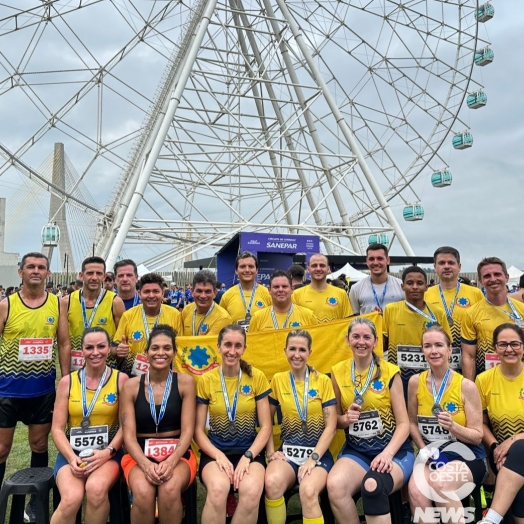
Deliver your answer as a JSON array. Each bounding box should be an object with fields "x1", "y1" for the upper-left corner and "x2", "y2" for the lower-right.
[
  {"x1": 248, "y1": 270, "x2": 317, "y2": 332},
  {"x1": 461, "y1": 257, "x2": 524, "y2": 380},
  {"x1": 425, "y1": 246, "x2": 484, "y2": 371},
  {"x1": 112, "y1": 272, "x2": 182, "y2": 376},
  {"x1": 219, "y1": 252, "x2": 271, "y2": 329},
  {"x1": 182, "y1": 270, "x2": 232, "y2": 336},
  {"x1": 292, "y1": 253, "x2": 352, "y2": 323},
  {"x1": 383, "y1": 266, "x2": 451, "y2": 395}
]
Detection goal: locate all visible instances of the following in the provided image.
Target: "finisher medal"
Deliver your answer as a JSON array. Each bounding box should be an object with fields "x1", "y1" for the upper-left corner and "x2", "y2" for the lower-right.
[
  {"x1": 81, "y1": 417, "x2": 90, "y2": 429},
  {"x1": 301, "y1": 421, "x2": 308, "y2": 434},
  {"x1": 354, "y1": 395, "x2": 364, "y2": 407},
  {"x1": 447, "y1": 316, "x2": 454, "y2": 327},
  {"x1": 229, "y1": 421, "x2": 236, "y2": 434},
  {"x1": 431, "y1": 403, "x2": 443, "y2": 417},
  {"x1": 245, "y1": 314, "x2": 251, "y2": 323}
]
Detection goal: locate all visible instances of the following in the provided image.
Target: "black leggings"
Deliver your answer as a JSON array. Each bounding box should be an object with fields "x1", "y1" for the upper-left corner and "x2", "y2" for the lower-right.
[{"x1": 501, "y1": 440, "x2": 524, "y2": 518}]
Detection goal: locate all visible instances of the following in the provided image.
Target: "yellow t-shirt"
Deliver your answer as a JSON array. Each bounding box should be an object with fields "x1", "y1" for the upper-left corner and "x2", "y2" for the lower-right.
[
  {"x1": 220, "y1": 284, "x2": 271, "y2": 323},
  {"x1": 292, "y1": 285, "x2": 353, "y2": 323},
  {"x1": 0, "y1": 291, "x2": 59, "y2": 397},
  {"x1": 67, "y1": 368, "x2": 121, "y2": 444},
  {"x1": 383, "y1": 300, "x2": 451, "y2": 369},
  {"x1": 68, "y1": 289, "x2": 117, "y2": 351},
  {"x1": 113, "y1": 305, "x2": 183, "y2": 376},
  {"x1": 196, "y1": 366, "x2": 271, "y2": 450},
  {"x1": 248, "y1": 305, "x2": 317, "y2": 333},
  {"x1": 461, "y1": 298, "x2": 524, "y2": 373},
  {"x1": 269, "y1": 370, "x2": 335, "y2": 447},
  {"x1": 331, "y1": 358, "x2": 405, "y2": 454},
  {"x1": 417, "y1": 370, "x2": 467, "y2": 431},
  {"x1": 181, "y1": 302, "x2": 232, "y2": 336},
  {"x1": 476, "y1": 365, "x2": 524, "y2": 442},
  {"x1": 425, "y1": 284, "x2": 484, "y2": 348}
]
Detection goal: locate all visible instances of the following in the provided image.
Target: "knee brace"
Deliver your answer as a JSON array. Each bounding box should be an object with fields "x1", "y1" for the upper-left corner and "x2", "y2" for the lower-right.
[{"x1": 361, "y1": 470, "x2": 394, "y2": 516}]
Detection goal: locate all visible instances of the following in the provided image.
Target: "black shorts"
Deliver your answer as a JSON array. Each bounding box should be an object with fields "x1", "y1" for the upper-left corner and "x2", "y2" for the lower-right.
[
  {"x1": 0, "y1": 390, "x2": 56, "y2": 428},
  {"x1": 199, "y1": 449, "x2": 266, "y2": 480}
]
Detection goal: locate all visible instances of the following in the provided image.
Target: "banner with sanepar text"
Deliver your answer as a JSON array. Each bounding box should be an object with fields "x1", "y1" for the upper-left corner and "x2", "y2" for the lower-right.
[{"x1": 174, "y1": 312, "x2": 383, "y2": 380}]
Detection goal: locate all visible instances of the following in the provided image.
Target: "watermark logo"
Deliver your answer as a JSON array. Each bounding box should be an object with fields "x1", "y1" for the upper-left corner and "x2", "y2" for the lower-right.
[{"x1": 412, "y1": 440, "x2": 476, "y2": 523}]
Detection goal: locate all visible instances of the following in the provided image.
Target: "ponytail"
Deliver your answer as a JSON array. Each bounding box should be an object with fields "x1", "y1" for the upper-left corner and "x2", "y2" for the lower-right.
[
  {"x1": 371, "y1": 351, "x2": 382, "y2": 382},
  {"x1": 240, "y1": 359, "x2": 253, "y2": 377}
]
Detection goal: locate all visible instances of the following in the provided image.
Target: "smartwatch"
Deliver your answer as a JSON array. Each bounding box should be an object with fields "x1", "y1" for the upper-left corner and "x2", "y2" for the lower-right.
[
  {"x1": 311, "y1": 452, "x2": 320, "y2": 462},
  {"x1": 244, "y1": 450, "x2": 254, "y2": 462},
  {"x1": 106, "y1": 446, "x2": 116, "y2": 458}
]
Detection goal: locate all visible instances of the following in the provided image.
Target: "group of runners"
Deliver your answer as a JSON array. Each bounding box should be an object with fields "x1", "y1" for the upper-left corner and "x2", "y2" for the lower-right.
[{"x1": 0, "y1": 245, "x2": 523, "y2": 524}]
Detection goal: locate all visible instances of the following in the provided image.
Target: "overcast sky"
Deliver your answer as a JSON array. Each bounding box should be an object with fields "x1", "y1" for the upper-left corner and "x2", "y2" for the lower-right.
[{"x1": 0, "y1": 1, "x2": 521, "y2": 273}]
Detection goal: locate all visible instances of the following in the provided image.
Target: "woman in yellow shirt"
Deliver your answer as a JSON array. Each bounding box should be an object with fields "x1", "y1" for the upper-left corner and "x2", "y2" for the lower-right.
[
  {"x1": 51, "y1": 327, "x2": 128, "y2": 524},
  {"x1": 407, "y1": 326, "x2": 486, "y2": 520},
  {"x1": 264, "y1": 330, "x2": 337, "y2": 524}
]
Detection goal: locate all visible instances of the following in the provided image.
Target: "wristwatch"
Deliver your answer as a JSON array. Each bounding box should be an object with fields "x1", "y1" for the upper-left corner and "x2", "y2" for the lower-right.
[
  {"x1": 311, "y1": 452, "x2": 320, "y2": 462},
  {"x1": 244, "y1": 450, "x2": 254, "y2": 462},
  {"x1": 106, "y1": 446, "x2": 116, "y2": 457}
]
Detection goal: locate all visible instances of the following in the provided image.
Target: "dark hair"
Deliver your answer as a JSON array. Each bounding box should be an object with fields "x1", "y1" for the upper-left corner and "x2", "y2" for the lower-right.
[
  {"x1": 331, "y1": 279, "x2": 346, "y2": 290},
  {"x1": 81, "y1": 256, "x2": 106, "y2": 272},
  {"x1": 493, "y1": 323, "x2": 524, "y2": 348},
  {"x1": 20, "y1": 252, "x2": 49, "y2": 270},
  {"x1": 422, "y1": 325, "x2": 452, "y2": 347},
  {"x1": 105, "y1": 272, "x2": 115, "y2": 281},
  {"x1": 519, "y1": 275, "x2": 524, "y2": 289},
  {"x1": 288, "y1": 264, "x2": 305, "y2": 281},
  {"x1": 347, "y1": 317, "x2": 381, "y2": 381},
  {"x1": 217, "y1": 324, "x2": 252, "y2": 377},
  {"x1": 285, "y1": 329, "x2": 318, "y2": 376},
  {"x1": 114, "y1": 259, "x2": 138, "y2": 276},
  {"x1": 6, "y1": 286, "x2": 15, "y2": 296},
  {"x1": 477, "y1": 257, "x2": 508, "y2": 279},
  {"x1": 433, "y1": 246, "x2": 461, "y2": 264},
  {"x1": 146, "y1": 324, "x2": 177, "y2": 353},
  {"x1": 81, "y1": 327, "x2": 110, "y2": 348},
  {"x1": 269, "y1": 270, "x2": 292, "y2": 287},
  {"x1": 366, "y1": 243, "x2": 389, "y2": 256},
  {"x1": 138, "y1": 272, "x2": 165, "y2": 290},
  {"x1": 235, "y1": 251, "x2": 259, "y2": 269},
  {"x1": 193, "y1": 269, "x2": 217, "y2": 288},
  {"x1": 402, "y1": 265, "x2": 427, "y2": 283}
]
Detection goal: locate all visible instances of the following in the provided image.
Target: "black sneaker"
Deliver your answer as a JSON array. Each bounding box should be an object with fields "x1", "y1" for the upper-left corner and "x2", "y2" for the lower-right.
[{"x1": 24, "y1": 495, "x2": 37, "y2": 523}]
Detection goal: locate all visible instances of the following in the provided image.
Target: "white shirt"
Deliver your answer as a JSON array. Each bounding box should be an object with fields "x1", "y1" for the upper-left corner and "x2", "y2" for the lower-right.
[{"x1": 349, "y1": 275, "x2": 404, "y2": 314}]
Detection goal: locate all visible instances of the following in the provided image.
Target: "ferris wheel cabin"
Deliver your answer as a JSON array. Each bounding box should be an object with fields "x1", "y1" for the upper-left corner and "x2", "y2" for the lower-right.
[
  {"x1": 452, "y1": 132, "x2": 473, "y2": 150},
  {"x1": 403, "y1": 205, "x2": 424, "y2": 222},
  {"x1": 431, "y1": 170, "x2": 452, "y2": 188},
  {"x1": 474, "y1": 47, "x2": 494, "y2": 67},
  {"x1": 368, "y1": 234, "x2": 390, "y2": 247},
  {"x1": 467, "y1": 91, "x2": 487, "y2": 109},
  {"x1": 41, "y1": 224, "x2": 60, "y2": 247},
  {"x1": 475, "y1": 3, "x2": 495, "y2": 23}
]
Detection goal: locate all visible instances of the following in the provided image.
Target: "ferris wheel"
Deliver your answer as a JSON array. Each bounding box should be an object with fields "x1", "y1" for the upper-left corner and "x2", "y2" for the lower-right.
[{"x1": 0, "y1": 0, "x2": 493, "y2": 269}]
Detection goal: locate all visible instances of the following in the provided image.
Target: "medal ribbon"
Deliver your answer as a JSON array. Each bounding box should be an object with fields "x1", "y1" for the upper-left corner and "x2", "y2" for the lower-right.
[
  {"x1": 271, "y1": 305, "x2": 294, "y2": 329},
  {"x1": 147, "y1": 370, "x2": 173, "y2": 433},
  {"x1": 485, "y1": 297, "x2": 523, "y2": 323},
  {"x1": 438, "y1": 283, "x2": 460, "y2": 320},
  {"x1": 133, "y1": 292, "x2": 140, "y2": 307},
  {"x1": 351, "y1": 359, "x2": 375, "y2": 400},
  {"x1": 289, "y1": 368, "x2": 309, "y2": 424},
  {"x1": 81, "y1": 366, "x2": 108, "y2": 420},
  {"x1": 141, "y1": 306, "x2": 162, "y2": 340},
  {"x1": 239, "y1": 283, "x2": 257, "y2": 317},
  {"x1": 80, "y1": 289, "x2": 105, "y2": 329},
  {"x1": 219, "y1": 368, "x2": 242, "y2": 425},
  {"x1": 370, "y1": 277, "x2": 388, "y2": 310},
  {"x1": 192, "y1": 302, "x2": 215, "y2": 335},
  {"x1": 406, "y1": 301, "x2": 437, "y2": 323},
  {"x1": 430, "y1": 368, "x2": 451, "y2": 408}
]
